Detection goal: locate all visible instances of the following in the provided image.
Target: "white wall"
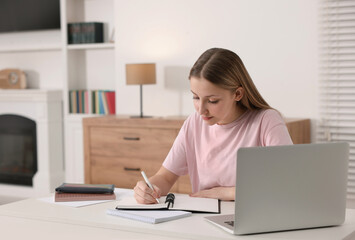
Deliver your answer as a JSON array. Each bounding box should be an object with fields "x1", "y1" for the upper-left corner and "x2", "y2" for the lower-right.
[
  {"x1": 115, "y1": 0, "x2": 319, "y2": 124},
  {"x1": 0, "y1": 30, "x2": 62, "y2": 89},
  {"x1": 0, "y1": 0, "x2": 320, "y2": 131}
]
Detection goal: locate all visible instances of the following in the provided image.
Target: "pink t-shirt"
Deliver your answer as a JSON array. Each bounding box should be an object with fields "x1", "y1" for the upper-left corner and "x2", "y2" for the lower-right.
[{"x1": 163, "y1": 109, "x2": 293, "y2": 193}]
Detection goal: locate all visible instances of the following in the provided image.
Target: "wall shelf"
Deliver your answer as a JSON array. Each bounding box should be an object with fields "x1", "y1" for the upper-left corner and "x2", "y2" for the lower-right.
[
  {"x1": 67, "y1": 42, "x2": 115, "y2": 50},
  {"x1": 0, "y1": 44, "x2": 61, "y2": 53}
]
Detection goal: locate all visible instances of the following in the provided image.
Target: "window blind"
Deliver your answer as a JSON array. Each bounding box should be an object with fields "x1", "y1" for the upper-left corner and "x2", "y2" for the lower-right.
[{"x1": 319, "y1": 0, "x2": 355, "y2": 204}]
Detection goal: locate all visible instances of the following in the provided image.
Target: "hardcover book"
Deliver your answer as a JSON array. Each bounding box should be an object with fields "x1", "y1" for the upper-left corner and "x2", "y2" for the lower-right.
[
  {"x1": 68, "y1": 22, "x2": 104, "y2": 44},
  {"x1": 55, "y1": 192, "x2": 116, "y2": 202},
  {"x1": 55, "y1": 183, "x2": 115, "y2": 194}
]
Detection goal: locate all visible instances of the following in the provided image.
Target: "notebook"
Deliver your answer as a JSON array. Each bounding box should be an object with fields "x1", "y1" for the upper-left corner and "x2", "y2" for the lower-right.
[
  {"x1": 55, "y1": 183, "x2": 115, "y2": 194},
  {"x1": 115, "y1": 193, "x2": 220, "y2": 213},
  {"x1": 106, "y1": 209, "x2": 191, "y2": 224},
  {"x1": 55, "y1": 192, "x2": 116, "y2": 202},
  {"x1": 205, "y1": 142, "x2": 349, "y2": 235}
]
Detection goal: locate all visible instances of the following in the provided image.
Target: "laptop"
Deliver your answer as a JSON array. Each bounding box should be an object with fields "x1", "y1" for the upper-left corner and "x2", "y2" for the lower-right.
[{"x1": 205, "y1": 142, "x2": 349, "y2": 235}]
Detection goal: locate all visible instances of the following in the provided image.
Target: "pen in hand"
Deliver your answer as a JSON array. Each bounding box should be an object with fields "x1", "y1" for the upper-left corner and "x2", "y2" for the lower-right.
[{"x1": 141, "y1": 171, "x2": 160, "y2": 204}]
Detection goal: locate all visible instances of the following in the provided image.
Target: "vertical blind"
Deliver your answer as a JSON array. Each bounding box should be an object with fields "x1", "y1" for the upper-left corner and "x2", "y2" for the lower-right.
[{"x1": 319, "y1": 0, "x2": 355, "y2": 203}]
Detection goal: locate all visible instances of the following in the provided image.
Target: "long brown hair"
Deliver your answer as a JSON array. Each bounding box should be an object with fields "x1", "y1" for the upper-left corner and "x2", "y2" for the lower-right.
[{"x1": 189, "y1": 48, "x2": 271, "y2": 110}]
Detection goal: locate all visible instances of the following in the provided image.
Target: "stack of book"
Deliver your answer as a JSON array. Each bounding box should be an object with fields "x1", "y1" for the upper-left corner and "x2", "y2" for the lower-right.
[
  {"x1": 69, "y1": 90, "x2": 115, "y2": 115},
  {"x1": 55, "y1": 183, "x2": 116, "y2": 202},
  {"x1": 67, "y1": 22, "x2": 104, "y2": 44}
]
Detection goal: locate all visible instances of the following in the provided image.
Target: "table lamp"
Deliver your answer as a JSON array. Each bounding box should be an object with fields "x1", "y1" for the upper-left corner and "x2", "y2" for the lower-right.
[{"x1": 126, "y1": 63, "x2": 156, "y2": 118}]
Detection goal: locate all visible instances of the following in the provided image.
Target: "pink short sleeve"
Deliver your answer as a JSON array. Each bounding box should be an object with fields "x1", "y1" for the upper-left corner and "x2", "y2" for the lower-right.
[{"x1": 162, "y1": 118, "x2": 190, "y2": 176}]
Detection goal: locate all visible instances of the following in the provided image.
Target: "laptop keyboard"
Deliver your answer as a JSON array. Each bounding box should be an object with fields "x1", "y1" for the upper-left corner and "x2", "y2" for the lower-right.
[{"x1": 224, "y1": 220, "x2": 234, "y2": 227}]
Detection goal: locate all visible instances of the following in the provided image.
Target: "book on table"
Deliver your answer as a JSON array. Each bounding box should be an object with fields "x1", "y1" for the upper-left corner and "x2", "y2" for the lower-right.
[
  {"x1": 115, "y1": 193, "x2": 220, "y2": 213},
  {"x1": 55, "y1": 192, "x2": 116, "y2": 202},
  {"x1": 106, "y1": 209, "x2": 192, "y2": 224},
  {"x1": 107, "y1": 193, "x2": 219, "y2": 224},
  {"x1": 54, "y1": 183, "x2": 116, "y2": 202}
]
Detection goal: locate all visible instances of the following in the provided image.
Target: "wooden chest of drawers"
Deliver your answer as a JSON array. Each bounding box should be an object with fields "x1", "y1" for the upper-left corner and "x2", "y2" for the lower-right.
[
  {"x1": 83, "y1": 116, "x2": 310, "y2": 194},
  {"x1": 83, "y1": 116, "x2": 190, "y2": 193}
]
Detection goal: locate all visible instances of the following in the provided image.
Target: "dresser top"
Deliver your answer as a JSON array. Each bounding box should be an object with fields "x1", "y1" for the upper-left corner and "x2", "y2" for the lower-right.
[{"x1": 83, "y1": 115, "x2": 186, "y2": 129}]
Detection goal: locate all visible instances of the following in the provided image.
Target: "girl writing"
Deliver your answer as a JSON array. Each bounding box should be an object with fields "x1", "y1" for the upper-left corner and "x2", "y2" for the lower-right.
[{"x1": 134, "y1": 48, "x2": 293, "y2": 203}]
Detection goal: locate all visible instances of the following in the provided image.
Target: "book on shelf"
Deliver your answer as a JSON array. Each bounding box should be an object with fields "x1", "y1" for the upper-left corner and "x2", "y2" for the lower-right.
[
  {"x1": 101, "y1": 91, "x2": 109, "y2": 114},
  {"x1": 67, "y1": 22, "x2": 103, "y2": 44},
  {"x1": 84, "y1": 91, "x2": 89, "y2": 114},
  {"x1": 98, "y1": 91, "x2": 105, "y2": 114},
  {"x1": 69, "y1": 90, "x2": 72, "y2": 113},
  {"x1": 106, "y1": 91, "x2": 116, "y2": 114},
  {"x1": 69, "y1": 90, "x2": 115, "y2": 115},
  {"x1": 94, "y1": 90, "x2": 100, "y2": 114},
  {"x1": 78, "y1": 90, "x2": 83, "y2": 113}
]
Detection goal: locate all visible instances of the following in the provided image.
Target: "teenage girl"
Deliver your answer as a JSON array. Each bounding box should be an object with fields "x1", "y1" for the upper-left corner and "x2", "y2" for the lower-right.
[{"x1": 134, "y1": 48, "x2": 293, "y2": 203}]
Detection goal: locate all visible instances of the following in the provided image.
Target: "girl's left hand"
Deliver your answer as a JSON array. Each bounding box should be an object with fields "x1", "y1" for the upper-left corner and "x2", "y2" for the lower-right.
[{"x1": 189, "y1": 187, "x2": 235, "y2": 201}]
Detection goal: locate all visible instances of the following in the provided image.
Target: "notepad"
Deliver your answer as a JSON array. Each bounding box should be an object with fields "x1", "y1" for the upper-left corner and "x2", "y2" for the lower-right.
[
  {"x1": 115, "y1": 193, "x2": 220, "y2": 213},
  {"x1": 106, "y1": 209, "x2": 191, "y2": 224}
]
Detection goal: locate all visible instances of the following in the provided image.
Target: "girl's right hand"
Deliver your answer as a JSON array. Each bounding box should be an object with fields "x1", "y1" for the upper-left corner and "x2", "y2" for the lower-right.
[{"x1": 133, "y1": 180, "x2": 162, "y2": 204}]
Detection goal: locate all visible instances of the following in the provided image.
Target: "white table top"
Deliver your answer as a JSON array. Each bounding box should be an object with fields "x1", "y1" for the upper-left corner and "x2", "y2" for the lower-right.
[{"x1": 0, "y1": 188, "x2": 355, "y2": 240}]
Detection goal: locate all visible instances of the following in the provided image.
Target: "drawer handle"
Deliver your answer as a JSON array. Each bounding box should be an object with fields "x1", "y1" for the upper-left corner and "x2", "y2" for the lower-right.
[
  {"x1": 124, "y1": 167, "x2": 141, "y2": 172},
  {"x1": 123, "y1": 137, "x2": 140, "y2": 141}
]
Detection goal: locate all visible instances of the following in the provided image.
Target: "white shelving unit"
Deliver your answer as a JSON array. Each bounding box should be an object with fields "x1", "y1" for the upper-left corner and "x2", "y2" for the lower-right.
[
  {"x1": 60, "y1": 0, "x2": 117, "y2": 182},
  {"x1": 0, "y1": 0, "x2": 119, "y2": 184},
  {"x1": 61, "y1": 0, "x2": 116, "y2": 117}
]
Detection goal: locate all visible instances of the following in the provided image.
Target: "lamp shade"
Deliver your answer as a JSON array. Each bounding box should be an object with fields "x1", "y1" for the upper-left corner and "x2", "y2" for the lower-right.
[{"x1": 126, "y1": 63, "x2": 156, "y2": 85}]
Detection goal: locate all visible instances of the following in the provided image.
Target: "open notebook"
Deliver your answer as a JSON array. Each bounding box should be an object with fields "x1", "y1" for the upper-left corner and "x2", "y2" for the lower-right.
[{"x1": 115, "y1": 193, "x2": 220, "y2": 213}]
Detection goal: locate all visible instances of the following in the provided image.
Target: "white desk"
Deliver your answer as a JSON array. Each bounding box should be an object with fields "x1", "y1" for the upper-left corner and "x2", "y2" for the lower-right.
[{"x1": 0, "y1": 188, "x2": 355, "y2": 240}]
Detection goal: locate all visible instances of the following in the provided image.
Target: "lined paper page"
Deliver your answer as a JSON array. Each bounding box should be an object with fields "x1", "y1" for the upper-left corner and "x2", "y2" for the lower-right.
[{"x1": 171, "y1": 194, "x2": 219, "y2": 213}]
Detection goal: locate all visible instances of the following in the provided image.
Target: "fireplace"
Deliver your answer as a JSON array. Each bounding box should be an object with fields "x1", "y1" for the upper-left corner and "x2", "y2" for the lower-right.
[
  {"x1": 0, "y1": 114, "x2": 37, "y2": 186},
  {"x1": 0, "y1": 89, "x2": 64, "y2": 198}
]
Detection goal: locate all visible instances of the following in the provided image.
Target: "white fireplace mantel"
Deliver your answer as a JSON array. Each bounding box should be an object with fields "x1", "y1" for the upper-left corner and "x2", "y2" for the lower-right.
[{"x1": 0, "y1": 89, "x2": 64, "y2": 198}]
